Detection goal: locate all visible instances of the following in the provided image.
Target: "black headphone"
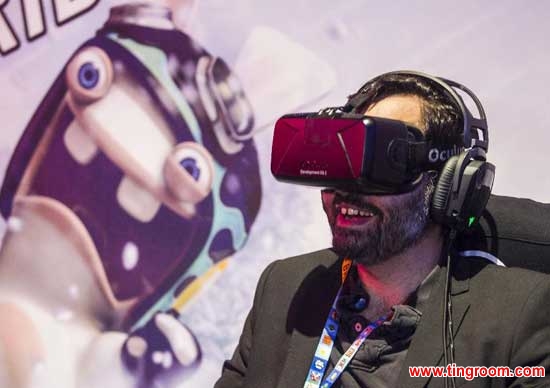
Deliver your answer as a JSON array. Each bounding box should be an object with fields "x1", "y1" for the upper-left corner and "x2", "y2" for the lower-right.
[{"x1": 345, "y1": 70, "x2": 496, "y2": 232}]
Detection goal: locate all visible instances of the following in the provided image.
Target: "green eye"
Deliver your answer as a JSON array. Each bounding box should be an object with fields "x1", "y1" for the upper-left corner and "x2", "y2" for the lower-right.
[{"x1": 468, "y1": 216, "x2": 476, "y2": 227}]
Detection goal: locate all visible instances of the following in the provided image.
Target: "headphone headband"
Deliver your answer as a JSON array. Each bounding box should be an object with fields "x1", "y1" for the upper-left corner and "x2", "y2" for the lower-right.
[{"x1": 344, "y1": 70, "x2": 489, "y2": 152}]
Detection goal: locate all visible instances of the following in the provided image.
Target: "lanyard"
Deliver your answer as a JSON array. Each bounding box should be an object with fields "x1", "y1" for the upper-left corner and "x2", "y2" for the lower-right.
[{"x1": 303, "y1": 258, "x2": 391, "y2": 388}]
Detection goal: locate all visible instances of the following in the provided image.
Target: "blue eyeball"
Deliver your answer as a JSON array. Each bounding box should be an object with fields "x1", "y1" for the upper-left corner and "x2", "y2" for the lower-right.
[
  {"x1": 78, "y1": 62, "x2": 100, "y2": 90},
  {"x1": 179, "y1": 157, "x2": 201, "y2": 181},
  {"x1": 66, "y1": 47, "x2": 113, "y2": 103},
  {"x1": 164, "y1": 142, "x2": 214, "y2": 204}
]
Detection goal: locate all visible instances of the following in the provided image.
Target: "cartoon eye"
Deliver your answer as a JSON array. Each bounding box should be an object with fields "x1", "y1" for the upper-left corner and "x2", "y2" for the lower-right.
[
  {"x1": 66, "y1": 46, "x2": 113, "y2": 103},
  {"x1": 78, "y1": 62, "x2": 100, "y2": 89},
  {"x1": 164, "y1": 142, "x2": 215, "y2": 204}
]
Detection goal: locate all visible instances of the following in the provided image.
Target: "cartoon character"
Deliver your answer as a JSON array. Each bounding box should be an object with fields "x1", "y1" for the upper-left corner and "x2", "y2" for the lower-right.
[{"x1": 0, "y1": 3, "x2": 261, "y2": 387}]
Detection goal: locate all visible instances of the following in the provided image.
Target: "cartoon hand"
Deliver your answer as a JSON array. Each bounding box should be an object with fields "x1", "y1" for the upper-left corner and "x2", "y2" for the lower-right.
[{"x1": 121, "y1": 309, "x2": 201, "y2": 384}]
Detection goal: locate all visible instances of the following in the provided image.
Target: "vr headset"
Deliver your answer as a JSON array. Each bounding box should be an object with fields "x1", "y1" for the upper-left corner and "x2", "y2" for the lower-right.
[
  {"x1": 271, "y1": 71, "x2": 491, "y2": 195},
  {"x1": 271, "y1": 111, "x2": 462, "y2": 193}
]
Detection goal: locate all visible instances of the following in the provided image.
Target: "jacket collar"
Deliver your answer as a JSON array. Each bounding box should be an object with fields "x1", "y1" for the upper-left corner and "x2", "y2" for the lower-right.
[
  {"x1": 397, "y1": 257, "x2": 472, "y2": 388},
  {"x1": 276, "y1": 254, "x2": 473, "y2": 388}
]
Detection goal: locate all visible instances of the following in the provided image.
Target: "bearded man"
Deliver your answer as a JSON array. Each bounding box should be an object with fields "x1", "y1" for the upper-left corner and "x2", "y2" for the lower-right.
[{"x1": 214, "y1": 72, "x2": 550, "y2": 388}]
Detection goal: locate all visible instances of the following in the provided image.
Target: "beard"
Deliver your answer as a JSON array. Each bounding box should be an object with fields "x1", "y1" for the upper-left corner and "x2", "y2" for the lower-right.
[{"x1": 327, "y1": 176, "x2": 435, "y2": 266}]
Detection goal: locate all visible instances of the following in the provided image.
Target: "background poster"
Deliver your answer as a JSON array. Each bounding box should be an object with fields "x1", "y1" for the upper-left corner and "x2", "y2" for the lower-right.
[{"x1": 1, "y1": 1, "x2": 549, "y2": 387}]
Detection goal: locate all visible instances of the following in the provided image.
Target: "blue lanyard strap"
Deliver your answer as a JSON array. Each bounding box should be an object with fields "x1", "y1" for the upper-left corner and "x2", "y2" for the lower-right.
[{"x1": 303, "y1": 259, "x2": 391, "y2": 388}]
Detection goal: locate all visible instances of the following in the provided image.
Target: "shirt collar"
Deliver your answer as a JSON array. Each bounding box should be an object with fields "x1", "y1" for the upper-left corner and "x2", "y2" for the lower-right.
[{"x1": 338, "y1": 263, "x2": 442, "y2": 340}]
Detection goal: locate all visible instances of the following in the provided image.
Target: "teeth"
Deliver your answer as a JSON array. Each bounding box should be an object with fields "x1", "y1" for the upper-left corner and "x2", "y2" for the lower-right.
[{"x1": 340, "y1": 206, "x2": 374, "y2": 217}]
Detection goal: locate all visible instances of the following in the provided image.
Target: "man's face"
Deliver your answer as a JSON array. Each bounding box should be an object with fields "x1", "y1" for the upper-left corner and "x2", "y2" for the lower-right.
[{"x1": 322, "y1": 94, "x2": 436, "y2": 265}]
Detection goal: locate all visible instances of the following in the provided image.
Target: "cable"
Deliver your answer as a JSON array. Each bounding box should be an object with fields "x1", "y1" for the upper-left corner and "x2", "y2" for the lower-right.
[
  {"x1": 442, "y1": 233, "x2": 450, "y2": 388},
  {"x1": 442, "y1": 228, "x2": 457, "y2": 388},
  {"x1": 446, "y1": 249, "x2": 456, "y2": 388}
]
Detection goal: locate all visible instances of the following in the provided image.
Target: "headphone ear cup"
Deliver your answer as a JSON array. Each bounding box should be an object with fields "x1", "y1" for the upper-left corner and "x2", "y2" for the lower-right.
[{"x1": 431, "y1": 155, "x2": 459, "y2": 224}]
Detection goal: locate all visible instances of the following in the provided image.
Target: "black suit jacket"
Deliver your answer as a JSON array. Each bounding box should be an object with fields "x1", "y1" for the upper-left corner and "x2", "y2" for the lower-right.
[{"x1": 215, "y1": 249, "x2": 550, "y2": 387}]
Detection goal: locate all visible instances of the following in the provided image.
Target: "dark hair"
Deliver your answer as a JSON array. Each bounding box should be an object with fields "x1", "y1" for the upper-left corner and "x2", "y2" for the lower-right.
[{"x1": 348, "y1": 73, "x2": 463, "y2": 148}]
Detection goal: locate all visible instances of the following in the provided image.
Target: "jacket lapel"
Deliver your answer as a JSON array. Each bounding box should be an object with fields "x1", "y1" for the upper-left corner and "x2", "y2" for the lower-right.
[
  {"x1": 397, "y1": 259, "x2": 472, "y2": 388},
  {"x1": 276, "y1": 258, "x2": 343, "y2": 388}
]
